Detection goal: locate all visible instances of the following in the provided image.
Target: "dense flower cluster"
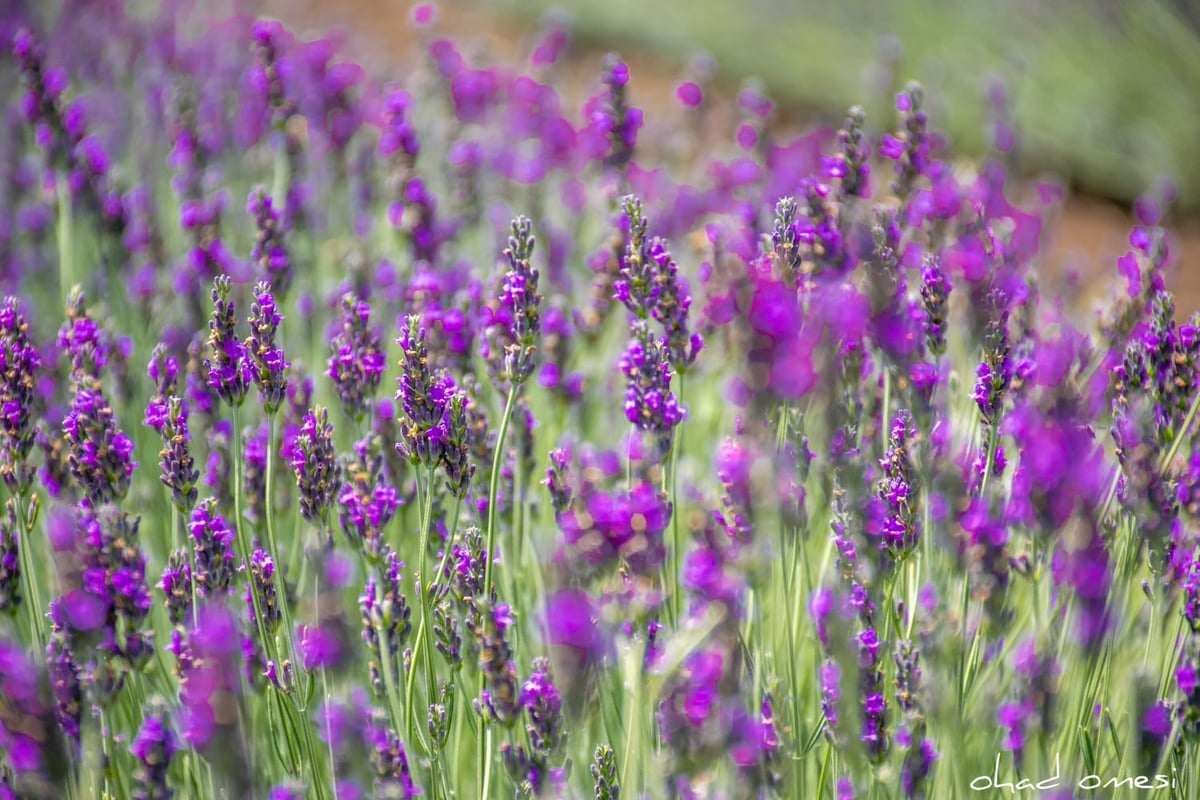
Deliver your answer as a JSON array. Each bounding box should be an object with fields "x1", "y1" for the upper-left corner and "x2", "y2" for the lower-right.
[
  {"x1": 328, "y1": 293, "x2": 388, "y2": 423},
  {"x1": 0, "y1": 297, "x2": 40, "y2": 493},
  {"x1": 0, "y1": 5, "x2": 1196, "y2": 800}
]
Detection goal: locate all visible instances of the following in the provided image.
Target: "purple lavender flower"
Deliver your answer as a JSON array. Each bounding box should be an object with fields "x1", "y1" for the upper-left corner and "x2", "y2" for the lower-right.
[
  {"x1": 359, "y1": 546, "x2": 410, "y2": 701},
  {"x1": 78, "y1": 503, "x2": 155, "y2": 667},
  {"x1": 269, "y1": 783, "x2": 307, "y2": 800},
  {"x1": 130, "y1": 702, "x2": 179, "y2": 800},
  {"x1": 151, "y1": 396, "x2": 199, "y2": 515},
  {"x1": 246, "y1": 281, "x2": 289, "y2": 414},
  {"x1": 0, "y1": 502, "x2": 19, "y2": 616},
  {"x1": 544, "y1": 445, "x2": 573, "y2": 515},
  {"x1": 58, "y1": 288, "x2": 109, "y2": 379},
  {"x1": 288, "y1": 406, "x2": 342, "y2": 527},
  {"x1": 482, "y1": 217, "x2": 543, "y2": 387},
  {"x1": 63, "y1": 386, "x2": 136, "y2": 506},
  {"x1": 328, "y1": 293, "x2": 388, "y2": 423},
  {"x1": 580, "y1": 54, "x2": 641, "y2": 171},
  {"x1": 878, "y1": 411, "x2": 919, "y2": 555},
  {"x1": 395, "y1": 315, "x2": 465, "y2": 470},
  {"x1": 339, "y1": 436, "x2": 401, "y2": 561},
  {"x1": 819, "y1": 658, "x2": 842, "y2": 731},
  {"x1": 249, "y1": 189, "x2": 293, "y2": 299},
  {"x1": 0, "y1": 297, "x2": 41, "y2": 493},
  {"x1": 160, "y1": 550, "x2": 193, "y2": 627},
  {"x1": 398, "y1": 176, "x2": 442, "y2": 264},
  {"x1": 365, "y1": 712, "x2": 420, "y2": 799},
  {"x1": 473, "y1": 598, "x2": 522, "y2": 726},
  {"x1": 0, "y1": 634, "x2": 64, "y2": 783},
  {"x1": 205, "y1": 275, "x2": 253, "y2": 407},
  {"x1": 379, "y1": 91, "x2": 419, "y2": 165},
  {"x1": 169, "y1": 604, "x2": 251, "y2": 792},
  {"x1": 881, "y1": 83, "x2": 930, "y2": 205},
  {"x1": 13, "y1": 29, "x2": 128, "y2": 237},
  {"x1": 901, "y1": 739, "x2": 938, "y2": 799},
  {"x1": 502, "y1": 658, "x2": 568, "y2": 793},
  {"x1": 919, "y1": 255, "x2": 949, "y2": 358},
  {"x1": 249, "y1": 547, "x2": 281, "y2": 635},
  {"x1": 46, "y1": 601, "x2": 83, "y2": 746},
  {"x1": 613, "y1": 198, "x2": 702, "y2": 371},
  {"x1": 620, "y1": 321, "x2": 685, "y2": 457},
  {"x1": 189, "y1": 498, "x2": 236, "y2": 600},
  {"x1": 828, "y1": 105, "x2": 870, "y2": 200}
]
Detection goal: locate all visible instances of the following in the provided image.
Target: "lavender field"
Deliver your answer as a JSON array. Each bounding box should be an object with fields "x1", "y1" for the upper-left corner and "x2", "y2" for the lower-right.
[{"x1": 0, "y1": 1, "x2": 1198, "y2": 799}]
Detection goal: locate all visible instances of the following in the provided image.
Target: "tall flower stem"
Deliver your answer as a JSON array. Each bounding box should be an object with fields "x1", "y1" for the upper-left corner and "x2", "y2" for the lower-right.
[
  {"x1": 376, "y1": 591, "x2": 407, "y2": 752},
  {"x1": 667, "y1": 375, "x2": 685, "y2": 626},
  {"x1": 14, "y1": 490, "x2": 45, "y2": 651},
  {"x1": 619, "y1": 638, "x2": 647, "y2": 794},
  {"x1": 232, "y1": 407, "x2": 271, "y2": 650},
  {"x1": 483, "y1": 384, "x2": 518, "y2": 601},
  {"x1": 57, "y1": 174, "x2": 74, "y2": 299},
  {"x1": 411, "y1": 465, "x2": 442, "y2": 796},
  {"x1": 477, "y1": 383, "x2": 519, "y2": 800},
  {"x1": 263, "y1": 413, "x2": 304, "y2": 709}
]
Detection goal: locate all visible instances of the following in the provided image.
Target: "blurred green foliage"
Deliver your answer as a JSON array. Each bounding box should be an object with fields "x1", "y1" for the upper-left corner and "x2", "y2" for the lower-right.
[{"x1": 491, "y1": 0, "x2": 1200, "y2": 210}]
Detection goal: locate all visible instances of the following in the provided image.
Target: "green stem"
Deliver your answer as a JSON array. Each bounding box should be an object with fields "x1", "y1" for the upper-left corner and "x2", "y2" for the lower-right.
[
  {"x1": 483, "y1": 384, "x2": 519, "y2": 599},
  {"x1": 80, "y1": 694, "x2": 103, "y2": 799},
  {"x1": 480, "y1": 725, "x2": 494, "y2": 800},
  {"x1": 57, "y1": 173, "x2": 74, "y2": 300},
  {"x1": 619, "y1": 639, "x2": 646, "y2": 796},
  {"x1": 263, "y1": 414, "x2": 305, "y2": 713},
  {"x1": 231, "y1": 406, "x2": 272, "y2": 660},
  {"x1": 14, "y1": 490, "x2": 45, "y2": 652},
  {"x1": 817, "y1": 741, "x2": 832, "y2": 799},
  {"x1": 668, "y1": 375, "x2": 685, "y2": 626},
  {"x1": 1160, "y1": 389, "x2": 1200, "y2": 472},
  {"x1": 377, "y1": 603, "x2": 407, "y2": 754},
  {"x1": 478, "y1": 384, "x2": 518, "y2": 800},
  {"x1": 416, "y1": 466, "x2": 442, "y2": 794}
]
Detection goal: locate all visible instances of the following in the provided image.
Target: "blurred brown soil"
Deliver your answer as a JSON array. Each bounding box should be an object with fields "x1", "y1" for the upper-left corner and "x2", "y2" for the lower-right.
[{"x1": 261, "y1": 0, "x2": 1200, "y2": 319}]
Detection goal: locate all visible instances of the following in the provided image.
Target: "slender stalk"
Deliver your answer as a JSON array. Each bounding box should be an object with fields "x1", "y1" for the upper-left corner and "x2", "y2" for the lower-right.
[
  {"x1": 377, "y1": 608, "x2": 407, "y2": 756},
  {"x1": 483, "y1": 384, "x2": 519, "y2": 599},
  {"x1": 416, "y1": 465, "x2": 442, "y2": 794},
  {"x1": 263, "y1": 413, "x2": 305, "y2": 712},
  {"x1": 619, "y1": 639, "x2": 646, "y2": 796},
  {"x1": 57, "y1": 173, "x2": 74, "y2": 299},
  {"x1": 231, "y1": 406, "x2": 272, "y2": 661},
  {"x1": 667, "y1": 375, "x2": 685, "y2": 626},
  {"x1": 478, "y1": 383, "x2": 518, "y2": 800},
  {"x1": 480, "y1": 725, "x2": 495, "y2": 800},
  {"x1": 14, "y1": 489, "x2": 45, "y2": 651}
]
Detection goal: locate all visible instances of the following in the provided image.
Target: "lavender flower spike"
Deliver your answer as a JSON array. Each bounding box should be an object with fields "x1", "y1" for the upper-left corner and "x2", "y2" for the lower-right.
[
  {"x1": 919, "y1": 255, "x2": 949, "y2": 359},
  {"x1": 205, "y1": 275, "x2": 253, "y2": 407},
  {"x1": 288, "y1": 406, "x2": 342, "y2": 527},
  {"x1": 329, "y1": 293, "x2": 387, "y2": 423},
  {"x1": 249, "y1": 189, "x2": 293, "y2": 300},
  {"x1": 499, "y1": 216, "x2": 542, "y2": 385},
  {"x1": 190, "y1": 498, "x2": 237, "y2": 600},
  {"x1": 621, "y1": 321, "x2": 685, "y2": 456},
  {"x1": 63, "y1": 385, "x2": 136, "y2": 505},
  {"x1": 0, "y1": 297, "x2": 41, "y2": 493},
  {"x1": 246, "y1": 281, "x2": 290, "y2": 414},
  {"x1": 878, "y1": 410, "x2": 919, "y2": 555},
  {"x1": 131, "y1": 700, "x2": 179, "y2": 800},
  {"x1": 360, "y1": 546, "x2": 411, "y2": 701},
  {"x1": 0, "y1": 502, "x2": 20, "y2": 615},
  {"x1": 155, "y1": 396, "x2": 199, "y2": 515},
  {"x1": 366, "y1": 712, "x2": 420, "y2": 799}
]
